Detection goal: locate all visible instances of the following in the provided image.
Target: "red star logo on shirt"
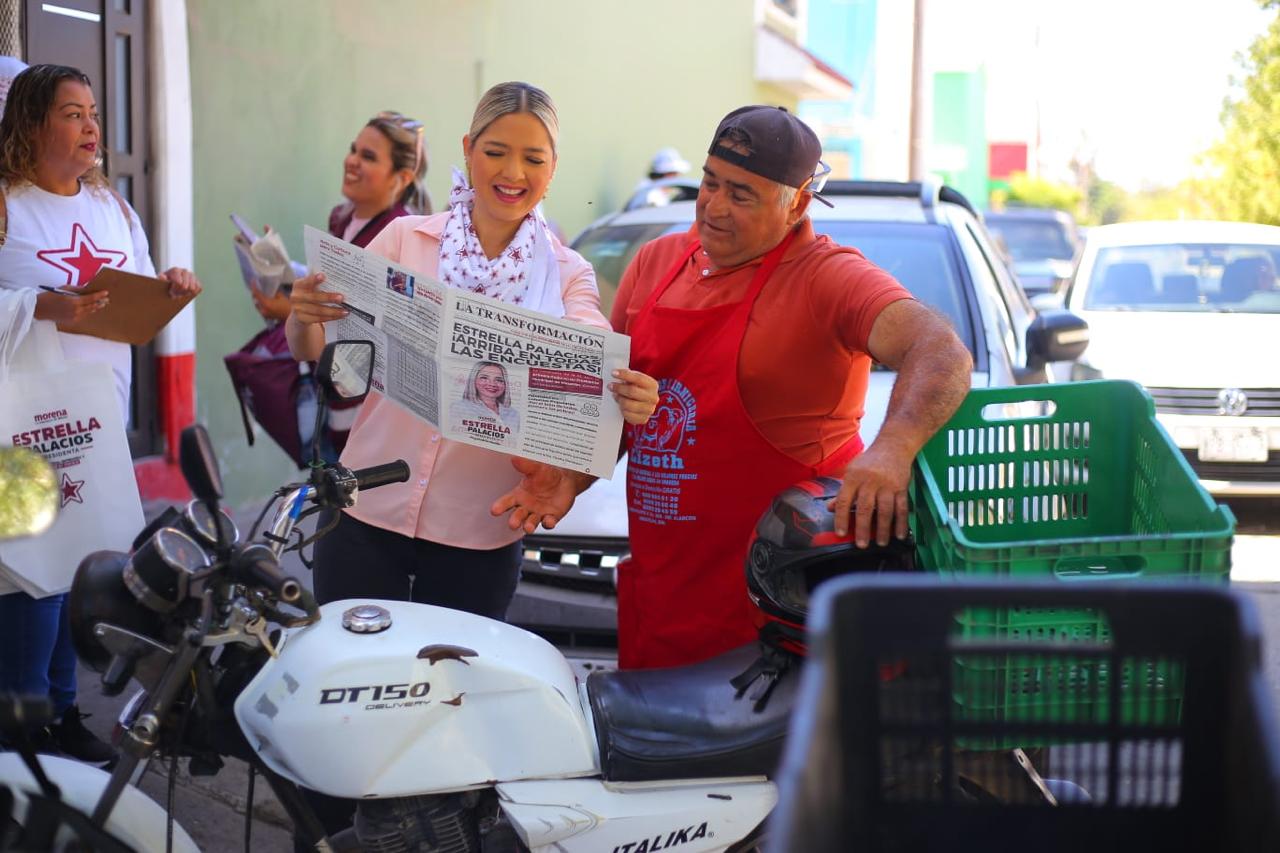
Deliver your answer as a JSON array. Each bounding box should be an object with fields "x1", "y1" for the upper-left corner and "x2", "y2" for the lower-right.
[
  {"x1": 37, "y1": 223, "x2": 128, "y2": 288},
  {"x1": 60, "y1": 473, "x2": 85, "y2": 507}
]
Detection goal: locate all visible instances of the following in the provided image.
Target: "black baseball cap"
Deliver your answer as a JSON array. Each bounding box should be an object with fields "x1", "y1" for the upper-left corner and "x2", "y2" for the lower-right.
[{"x1": 707, "y1": 105, "x2": 833, "y2": 207}]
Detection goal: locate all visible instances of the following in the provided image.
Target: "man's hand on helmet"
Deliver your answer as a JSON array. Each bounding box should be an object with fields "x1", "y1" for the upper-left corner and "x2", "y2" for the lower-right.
[{"x1": 828, "y1": 437, "x2": 914, "y2": 547}]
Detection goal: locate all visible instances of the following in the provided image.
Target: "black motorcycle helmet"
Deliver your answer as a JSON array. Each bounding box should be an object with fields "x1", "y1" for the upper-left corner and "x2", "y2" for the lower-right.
[
  {"x1": 68, "y1": 549, "x2": 168, "y2": 673},
  {"x1": 746, "y1": 476, "x2": 916, "y2": 655}
]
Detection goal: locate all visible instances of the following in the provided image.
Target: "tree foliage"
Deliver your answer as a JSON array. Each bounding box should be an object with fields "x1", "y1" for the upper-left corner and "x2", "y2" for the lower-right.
[
  {"x1": 1083, "y1": 178, "x2": 1127, "y2": 225},
  {"x1": 1000, "y1": 172, "x2": 1082, "y2": 214},
  {"x1": 1201, "y1": 0, "x2": 1280, "y2": 224}
]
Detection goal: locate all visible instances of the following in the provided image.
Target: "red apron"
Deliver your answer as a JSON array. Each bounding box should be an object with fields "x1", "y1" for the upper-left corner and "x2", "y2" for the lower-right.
[{"x1": 619, "y1": 229, "x2": 862, "y2": 670}]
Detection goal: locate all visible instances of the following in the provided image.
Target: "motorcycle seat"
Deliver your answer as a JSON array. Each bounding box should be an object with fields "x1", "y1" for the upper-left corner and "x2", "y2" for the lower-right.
[{"x1": 587, "y1": 642, "x2": 798, "y2": 783}]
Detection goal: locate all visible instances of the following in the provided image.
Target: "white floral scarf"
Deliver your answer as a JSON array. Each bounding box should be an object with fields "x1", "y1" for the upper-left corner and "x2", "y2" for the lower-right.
[{"x1": 437, "y1": 167, "x2": 564, "y2": 316}]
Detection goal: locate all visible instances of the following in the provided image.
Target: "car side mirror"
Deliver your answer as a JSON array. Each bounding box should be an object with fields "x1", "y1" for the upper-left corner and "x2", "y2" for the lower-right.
[
  {"x1": 0, "y1": 446, "x2": 58, "y2": 541},
  {"x1": 1029, "y1": 292, "x2": 1064, "y2": 312},
  {"x1": 180, "y1": 424, "x2": 224, "y2": 505},
  {"x1": 1026, "y1": 309, "x2": 1090, "y2": 368},
  {"x1": 316, "y1": 340, "x2": 375, "y2": 403}
]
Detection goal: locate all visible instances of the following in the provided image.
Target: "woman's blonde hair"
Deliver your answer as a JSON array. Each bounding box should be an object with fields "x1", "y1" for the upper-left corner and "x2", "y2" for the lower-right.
[
  {"x1": 468, "y1": 82, "x2": 559, "y2": 155},
  {"x1": 365, "y1": 111, "x2": 432, "y2": 214},
  {"x1": 0, "y1": 64, "x2": 107, "y2": 190}
]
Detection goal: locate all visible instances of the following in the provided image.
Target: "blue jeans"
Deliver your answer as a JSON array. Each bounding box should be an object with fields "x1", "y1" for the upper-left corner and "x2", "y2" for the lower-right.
[{"x1": 0, "y1": 592, "x2": 77, "y2": 716}]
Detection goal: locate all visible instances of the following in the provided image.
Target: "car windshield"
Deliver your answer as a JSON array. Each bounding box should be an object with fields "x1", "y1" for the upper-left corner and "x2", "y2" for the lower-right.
[
  {"x1": 575, "y1": 218, "x2": 975, "y2": 355},
  {"x1": 815, "y1": 221, "x2": 974, "y2": 354},
  {"x1": 1084, "y1": 243, "x2": 1280, "y2": 313},
  {"x1": 571, "y1": 222, "x2": 685, "y2": 314},
  {"x1": 986, "y1": 218, "x2": 1076, "y2": 262}
]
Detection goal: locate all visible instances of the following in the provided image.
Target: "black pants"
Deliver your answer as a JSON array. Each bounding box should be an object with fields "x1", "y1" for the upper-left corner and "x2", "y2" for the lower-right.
[
  {"x1": 295, "y1": 510, "x2": 523, "y2": 848},
  {"x1": 312, "y1": 510, "x2": 522, "y2": 615}
]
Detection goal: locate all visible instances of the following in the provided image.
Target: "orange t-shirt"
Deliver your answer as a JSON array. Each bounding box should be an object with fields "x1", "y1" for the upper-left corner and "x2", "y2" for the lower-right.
[{"x1": 612, "y1": 219, "x2": 913, "y2": 465}]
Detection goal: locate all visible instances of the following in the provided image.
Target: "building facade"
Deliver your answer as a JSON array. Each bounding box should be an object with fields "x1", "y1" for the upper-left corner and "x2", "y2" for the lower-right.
[{"x1": 12, "y1": 0, "x2": 848, "y2": 502}]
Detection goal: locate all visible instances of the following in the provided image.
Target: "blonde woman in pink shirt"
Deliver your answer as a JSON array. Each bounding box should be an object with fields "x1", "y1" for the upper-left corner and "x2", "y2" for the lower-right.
[{"x1": 286, "y1": 82, "x2": 657, "y2": 619}]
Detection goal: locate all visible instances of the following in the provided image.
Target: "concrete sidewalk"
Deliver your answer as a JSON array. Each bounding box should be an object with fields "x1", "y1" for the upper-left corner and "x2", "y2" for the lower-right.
[{"x1": 75, "y1": 686, "x2": 295, "y2": 851}]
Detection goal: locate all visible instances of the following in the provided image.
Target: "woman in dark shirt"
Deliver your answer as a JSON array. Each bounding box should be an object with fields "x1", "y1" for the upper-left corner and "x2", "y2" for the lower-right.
[
  {"x1": 326, "y1": 110, "x2": 431, "y2": 246},
  {"x1": 243, "y1": 110, "x2": 430, "y2": 461},
  {"x1": 252, "y1": 109, "x2": 430, "y2": 319}
]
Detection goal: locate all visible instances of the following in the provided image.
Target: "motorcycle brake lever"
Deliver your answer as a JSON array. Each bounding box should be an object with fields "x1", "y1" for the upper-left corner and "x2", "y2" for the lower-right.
[{"x1": 243, "y1": 616, "x2": 279, "y2": 658}]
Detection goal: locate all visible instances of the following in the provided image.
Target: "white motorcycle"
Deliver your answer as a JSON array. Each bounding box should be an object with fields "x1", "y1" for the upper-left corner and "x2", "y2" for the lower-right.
[{"x1": 0, "y1": 341, "x2": 789, "y2": 852}]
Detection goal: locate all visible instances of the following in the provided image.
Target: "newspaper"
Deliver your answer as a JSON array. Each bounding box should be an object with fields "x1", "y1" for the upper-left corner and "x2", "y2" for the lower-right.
[
  {"x1": 230, "y1": 214, "x2": 306, "y2": 300},
  {"x1": 303, "y1": 226, "x2": 630, "y2": 478}
]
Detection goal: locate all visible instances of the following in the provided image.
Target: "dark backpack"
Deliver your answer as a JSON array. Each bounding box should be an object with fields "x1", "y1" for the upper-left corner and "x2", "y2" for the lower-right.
[{"x1": 223, "y1": 323, "x2": 313, "y2": 468}]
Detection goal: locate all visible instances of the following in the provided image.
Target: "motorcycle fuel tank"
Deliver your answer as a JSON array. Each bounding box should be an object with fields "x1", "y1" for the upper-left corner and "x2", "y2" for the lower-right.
[{"x1": 235, "y1": 600, "x2": 599, "y2": 798}]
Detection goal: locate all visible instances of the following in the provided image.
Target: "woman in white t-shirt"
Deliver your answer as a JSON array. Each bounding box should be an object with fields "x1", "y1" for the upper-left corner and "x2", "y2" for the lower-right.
[{"x1": 0, "y1": 64, "x2": 201, "y2": 765}]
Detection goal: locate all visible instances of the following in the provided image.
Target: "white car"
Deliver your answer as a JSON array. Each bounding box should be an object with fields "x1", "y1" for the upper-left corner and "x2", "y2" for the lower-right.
[
  {"x1": 506, "y1": 181, "x2": 1090, "y2": 649},
  {"x1": 1061, "y1": 220, "x2": 1280, "y2": 496}
]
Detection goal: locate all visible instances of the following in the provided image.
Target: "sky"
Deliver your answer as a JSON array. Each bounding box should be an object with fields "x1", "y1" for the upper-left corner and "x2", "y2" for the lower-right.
[{"x1": 928, "y1": 0, "x2": 1271, "y2": 189}]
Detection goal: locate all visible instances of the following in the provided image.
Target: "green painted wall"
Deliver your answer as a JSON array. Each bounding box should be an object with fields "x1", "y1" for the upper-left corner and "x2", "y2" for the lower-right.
[
  {"x1": 930, "y1": 69, "x2": 988, "y2": 210},
  {"x1": 187, "y1": 0, "x2": 788, "y2": 502}
]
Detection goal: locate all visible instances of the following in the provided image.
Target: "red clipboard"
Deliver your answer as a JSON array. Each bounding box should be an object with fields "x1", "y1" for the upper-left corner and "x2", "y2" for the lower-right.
[{"x1": 55, "y1": 267, "x2": 196, "y2": 345}]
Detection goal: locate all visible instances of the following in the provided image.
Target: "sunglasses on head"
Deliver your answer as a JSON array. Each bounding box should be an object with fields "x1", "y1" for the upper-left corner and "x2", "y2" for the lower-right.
[
  {"x1": 801, "y1": 160, "x2": 832, "y2": 195},
  {"x1": 374, "y1": 111, "x2": 426, "y2": 173},
  {"x1": 375, "y1": 110, "x2": 424, "y2": 131}
]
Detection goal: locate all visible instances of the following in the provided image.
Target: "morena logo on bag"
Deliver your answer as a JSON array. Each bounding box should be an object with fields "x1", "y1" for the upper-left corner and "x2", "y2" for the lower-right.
[
  {"x1": 11, "y1": 409, "x2": 105, "y2": 508},
  {"x1": 58, "y1": 473, "x2": 85, "y2": 507},
  {"x1": 11, "y1": 410, "x2": 103, "y2": 455}
]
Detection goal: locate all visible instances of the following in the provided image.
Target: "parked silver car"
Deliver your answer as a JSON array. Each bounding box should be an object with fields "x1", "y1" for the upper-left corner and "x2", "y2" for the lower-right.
[
  {"x1": 507, "y1": 181, "x2": 1090, "y2": 649},
  {"x1": 984, "y1": 206, "x2": 1082, "y2": 299},
  {"x1": 1062, "y1": 220, "x2": 1280, "y2": 496}
]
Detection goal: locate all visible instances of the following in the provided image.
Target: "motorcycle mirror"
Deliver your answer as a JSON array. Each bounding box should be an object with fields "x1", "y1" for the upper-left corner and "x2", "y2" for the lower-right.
[
  {"x1": 0, "y1": 446, "x2": 58, "y2": 541},
  {"x1": 307, "y1": 341, "x2": 376, "y2": 467},
  {"x1": 179, "y1": 425, "x2": 224, "y2": 505},
  {"x1": 316, "y1": 340, "x2": 375, "y2": 403}
]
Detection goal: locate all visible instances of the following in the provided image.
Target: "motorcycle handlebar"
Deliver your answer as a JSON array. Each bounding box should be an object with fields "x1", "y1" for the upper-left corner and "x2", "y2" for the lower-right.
[
  {"x1": 352, "y1": 461, "x2": 410, "y2": 491},
  {"x1": 232, "y1": 543, "x2": 302, "y2": 604}
]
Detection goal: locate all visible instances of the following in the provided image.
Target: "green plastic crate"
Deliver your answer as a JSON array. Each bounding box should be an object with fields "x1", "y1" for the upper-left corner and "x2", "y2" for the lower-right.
[{"x1": 909, "y1": 380, "x2": 1236, "y2": 734}]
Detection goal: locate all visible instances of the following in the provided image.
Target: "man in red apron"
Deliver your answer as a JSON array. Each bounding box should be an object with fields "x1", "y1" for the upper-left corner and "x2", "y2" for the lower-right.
[
  {"x1": 609, "y1": 106, "x2": 971, "y2": 669},
  {"x1": 494, "y1": 106, "x2": 972, "y2": 670}
]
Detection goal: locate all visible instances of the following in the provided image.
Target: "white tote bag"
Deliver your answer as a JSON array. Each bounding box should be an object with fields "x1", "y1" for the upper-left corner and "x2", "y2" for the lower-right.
[{"x1": 0, "y1": 319, "x2": 144, "y2": 597}]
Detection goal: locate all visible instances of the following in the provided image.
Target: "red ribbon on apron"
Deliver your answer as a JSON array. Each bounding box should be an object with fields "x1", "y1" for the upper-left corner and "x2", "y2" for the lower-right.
[{"x1": 619, "y1": 228, "x2": 862, "y2": 670}]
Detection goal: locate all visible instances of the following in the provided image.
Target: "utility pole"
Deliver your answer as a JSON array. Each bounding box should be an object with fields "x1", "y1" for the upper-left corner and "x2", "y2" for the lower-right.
[
  {"x1": 908, "y1": 0, "x2": 926, "y2": 180},
  {"x1": 1034, "y1": 17, "x2": 1043, "y2": 178}
]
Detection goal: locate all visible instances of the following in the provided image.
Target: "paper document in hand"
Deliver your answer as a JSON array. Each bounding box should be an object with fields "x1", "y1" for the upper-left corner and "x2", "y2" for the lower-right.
[
  {"x1": 303, "y1": 225, "x2": 631, "y2": 477},
  {"x1": 229, "y1": 215, "x2": 297, "y2": 299},
  {"x1": 230, "y1": 212, "x2": 259, "y2": 243},
  {"x1": 231, "y1": 213, "x2": 264, "y2": 297},
  {"x1": 55, "y1": 268, "x2": 195, "y2": 345},
  {"x1": 232, "y1": 235, "x2": 259, "y2": 293}
]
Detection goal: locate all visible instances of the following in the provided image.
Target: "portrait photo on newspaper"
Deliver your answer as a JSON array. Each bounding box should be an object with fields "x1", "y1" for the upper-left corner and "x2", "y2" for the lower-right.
[{"x1": 448, "y1": 360, "x2": 521, "y2": 449}]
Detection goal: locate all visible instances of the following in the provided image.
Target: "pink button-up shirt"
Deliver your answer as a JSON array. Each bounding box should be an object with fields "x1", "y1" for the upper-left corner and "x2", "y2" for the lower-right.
[{"x1": 339, "y1": 212, "x2": 609, "y2": 549}]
